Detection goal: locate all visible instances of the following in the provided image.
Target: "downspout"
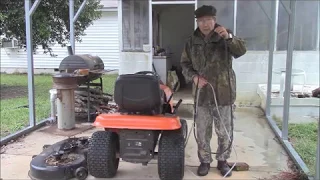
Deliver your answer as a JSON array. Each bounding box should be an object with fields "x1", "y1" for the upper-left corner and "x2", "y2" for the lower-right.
[{"x1": 49, "y1": 89, "x2": 57, "y2": 122}]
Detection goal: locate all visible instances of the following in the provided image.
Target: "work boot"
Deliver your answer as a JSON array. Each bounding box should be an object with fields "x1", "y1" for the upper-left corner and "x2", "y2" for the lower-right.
[
  {"x1": 217, "y1": 160, "x2": 232, "y2": 177},
  {"x1": 197, "y1": 163, "x2": 210, "y2": 176}
]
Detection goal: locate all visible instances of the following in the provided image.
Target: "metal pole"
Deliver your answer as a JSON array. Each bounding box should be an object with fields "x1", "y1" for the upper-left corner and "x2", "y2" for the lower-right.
[
  {"x1": 282, "y1": 0, "x2": 297, "y2": 140},
  {"x1": 233, "y1": 0, "x2": 237, "y2": 35},
  {"x1": 73, "y1": 0, "x2": 87, "y2": 23},
  {"x1": 24, "y1": 0, "x2": 41, "y2": 127},
  {"x1": 194, "y1": 0, "x2": 198, "y2": 30},
  {"x1": 149, "y1": 0, "x2": 153, "y2": 71},
  {"x1": 274, "y1": 0, "x2": 279, "y2": 51},
  {"x1": 316, "y1": 0, "x2": 320, "y2": 50},
  {"x1": 265, "y1": 0, "x2": 278, "y2": 116},
  {"x1": 28, "y1": 0, "x2": 41, "y2": 16},
  {"x1": 280, "y1": 0, "x2": 292, "y2": 15},
  {"x1": 317, "y1": 3, "x2": 320, "y2": 178},
  {"x1": 316, "y1": 116, "x2": 320, "y2": 180},
  {"x1": 69, "y1": 0, "x2": 75, "y2": 54}
]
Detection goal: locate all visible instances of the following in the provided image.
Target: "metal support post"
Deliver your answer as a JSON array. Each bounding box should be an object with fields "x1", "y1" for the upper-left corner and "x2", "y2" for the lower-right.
[
  {"x1": 148, "y1": 0, "x2": 153, "y2": 71},
  {"x1": 316, "y1": 2, "x2": 320, "y2": 178},
  {"x1": 279, "y1": 0, "x2": 292, "y2": 15},
  {"x1": 69, "y1": 0, "x2": 87, "y2": 54},
  {"x1": 24, "y1": 0, "x2": 41, "y2": 127},
  {"x1": 282, "y1": 0, "x2": 297, "y2": 140},
  {"x1": 316, "y1": 118, "x2": 320, "y2": 180},
  {"x1": 69, "y1": 0, "x2": 75, "y2": 54},
  {"x1": 265, "y1": 0, "x2": 278, "y2": 116},
  {"x1": 194, "y1": 0, "x2": 198, "y2": 30},
  {"x1": 316, "y1": 0, "x2": 320, "y2": 50},
  {"x1": 73, "y1": 0, "x2": 87, "y2": 23},
  {"x1": 233, "y1": 0, "x2": 237, "y2": 35},
  {"x1": 274, "y1": 0, "x2": 279, "y2": 51}
]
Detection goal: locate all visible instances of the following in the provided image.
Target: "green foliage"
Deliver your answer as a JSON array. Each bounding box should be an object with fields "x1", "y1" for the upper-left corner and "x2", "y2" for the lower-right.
[{"x1": 0, "y1": 0, "x2": 103, "y2": 56}]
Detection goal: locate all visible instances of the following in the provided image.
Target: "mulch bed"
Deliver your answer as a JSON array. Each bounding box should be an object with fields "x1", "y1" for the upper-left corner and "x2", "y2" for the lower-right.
[{"x1": 0, "y1": 85, "x2": 28, "y2": 100}]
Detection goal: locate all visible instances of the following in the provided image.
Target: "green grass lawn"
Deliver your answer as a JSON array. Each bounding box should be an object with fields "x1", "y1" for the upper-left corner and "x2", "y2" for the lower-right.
[
  {"x1": 273, "y1": 115, "x2": 318, "y2": 176},
  {"x1": 0, "y1": 73, "x2": 117, "y2": 138}
]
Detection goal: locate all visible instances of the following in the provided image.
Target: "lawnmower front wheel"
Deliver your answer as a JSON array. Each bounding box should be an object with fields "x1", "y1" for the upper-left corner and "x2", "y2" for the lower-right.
[{"x1": 87, "y1": 131, "x2": 119, "y2": 178}]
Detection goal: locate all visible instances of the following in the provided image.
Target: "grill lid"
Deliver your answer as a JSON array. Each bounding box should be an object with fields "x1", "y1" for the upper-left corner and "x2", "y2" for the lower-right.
[{"x1": 59, "y1": 54, "x2": 104, "y2": 73}]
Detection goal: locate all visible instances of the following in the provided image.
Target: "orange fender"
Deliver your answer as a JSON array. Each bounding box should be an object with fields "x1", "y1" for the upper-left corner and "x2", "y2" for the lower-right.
[{"x1": 94, "y1": 113, "x2": 181, "y2": 130}]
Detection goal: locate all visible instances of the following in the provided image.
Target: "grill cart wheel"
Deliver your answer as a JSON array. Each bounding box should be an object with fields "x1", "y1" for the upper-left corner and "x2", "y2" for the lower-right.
[
  {"x1": 158, "y1": 128, "x2": 185, "y2": 180},
  {"x1": 87, "y1": 131, "x2": 120, "y2": 178}
]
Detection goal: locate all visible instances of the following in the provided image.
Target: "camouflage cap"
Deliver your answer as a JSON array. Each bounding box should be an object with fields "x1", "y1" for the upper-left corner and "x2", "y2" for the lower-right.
[{"x1": 194, "y1": 5, "x2": 217, "y2": 18}]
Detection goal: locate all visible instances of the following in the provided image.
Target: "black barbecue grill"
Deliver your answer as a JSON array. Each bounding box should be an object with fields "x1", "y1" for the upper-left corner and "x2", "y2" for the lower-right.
[
  {"x1": 55, "y1": 46, "x2": 107, "y2": 122},
  {"x1": 58, "y1": 54, "x2": 105, "y2": 85}
]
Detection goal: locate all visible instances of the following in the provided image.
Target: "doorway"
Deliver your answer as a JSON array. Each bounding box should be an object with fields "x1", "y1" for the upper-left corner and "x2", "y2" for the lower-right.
[{"x1": 152, "y1": 3, "x2": 195, "y2": 90}]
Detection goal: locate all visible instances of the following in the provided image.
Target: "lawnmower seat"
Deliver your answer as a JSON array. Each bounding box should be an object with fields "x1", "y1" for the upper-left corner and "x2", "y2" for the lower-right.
[{"x1": 114, "y1": 73, "x2": 163, "y2": 114}]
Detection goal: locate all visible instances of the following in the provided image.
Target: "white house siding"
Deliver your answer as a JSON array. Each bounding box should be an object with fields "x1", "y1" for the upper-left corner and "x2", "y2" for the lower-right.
[{"x1": 0, "y1": 10, "x2": 119, "y2": 73}]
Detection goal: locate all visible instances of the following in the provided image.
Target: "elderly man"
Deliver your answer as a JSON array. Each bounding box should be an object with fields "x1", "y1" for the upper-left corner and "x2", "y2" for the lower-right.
[{"x1": 180, "y1": 5, "x2": 246, "y2": 177}]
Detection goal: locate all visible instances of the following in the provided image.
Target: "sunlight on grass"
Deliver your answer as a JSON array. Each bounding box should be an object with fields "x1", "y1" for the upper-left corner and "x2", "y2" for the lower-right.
[{"x1": 0, "y1": 73, "x2": 117, "y2": 138}]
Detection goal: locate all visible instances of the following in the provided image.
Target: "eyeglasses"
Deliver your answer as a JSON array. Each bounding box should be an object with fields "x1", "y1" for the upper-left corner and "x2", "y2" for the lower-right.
[{"x1": 196, "y1": 18, "x2": 214, "y2": 25}]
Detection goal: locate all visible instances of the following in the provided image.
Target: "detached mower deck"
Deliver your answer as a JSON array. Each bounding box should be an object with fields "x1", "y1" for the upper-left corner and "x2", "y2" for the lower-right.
[{"x1": 29, "y1": 137, "x2": 89, "y2": 180}]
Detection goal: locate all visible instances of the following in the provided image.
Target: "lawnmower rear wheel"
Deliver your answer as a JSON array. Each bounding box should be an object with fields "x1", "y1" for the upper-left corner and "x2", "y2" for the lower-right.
[
  {"x1": 158, "y1": 128, "x2": 185, "y2": 180},
  {"x1": 87, "y1": 131, "x2": 119, "y2": 178}
]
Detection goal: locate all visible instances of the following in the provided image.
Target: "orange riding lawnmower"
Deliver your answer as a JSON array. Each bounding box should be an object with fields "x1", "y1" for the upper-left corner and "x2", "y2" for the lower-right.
[{"x1": 87, "y1": 71, "x2": 188, "y2": 180}]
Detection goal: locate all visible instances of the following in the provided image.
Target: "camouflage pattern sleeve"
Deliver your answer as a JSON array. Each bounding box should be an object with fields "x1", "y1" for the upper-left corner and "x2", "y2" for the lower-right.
[
  {"x1": 180, "y1": 40, "x2": 198, "y2": 82},
  {"x1": 226, "y1": 30, "x2": 247, "y2": 59}
]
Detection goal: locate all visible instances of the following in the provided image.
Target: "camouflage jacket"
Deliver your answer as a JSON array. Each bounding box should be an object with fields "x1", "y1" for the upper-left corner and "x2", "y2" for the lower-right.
[{"x1": 180, "y1": 27, "x2": 246, "y2": 107}]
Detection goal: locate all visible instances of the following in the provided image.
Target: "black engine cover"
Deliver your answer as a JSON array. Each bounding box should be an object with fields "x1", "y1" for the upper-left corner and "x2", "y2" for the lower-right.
[{"x1": 118, "y1": 130, "x2": 159, "y2": 163}]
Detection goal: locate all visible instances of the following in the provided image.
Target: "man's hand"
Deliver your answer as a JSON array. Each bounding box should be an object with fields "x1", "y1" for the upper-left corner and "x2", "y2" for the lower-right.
[
  {"x1": 214, "y1": 26, "x2": 229, "y2": 39},
  {"x1": 193, "y1": 75, "x2": 208, "y2": 88}
]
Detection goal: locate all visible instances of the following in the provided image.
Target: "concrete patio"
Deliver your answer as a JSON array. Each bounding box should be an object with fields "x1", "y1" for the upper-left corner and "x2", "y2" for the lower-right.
[{"x1": 0, "y1": 105, "x2": 291, "y2": 180}]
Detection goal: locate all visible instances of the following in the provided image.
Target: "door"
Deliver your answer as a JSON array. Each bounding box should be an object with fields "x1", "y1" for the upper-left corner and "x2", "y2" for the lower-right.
[{"x1": 118, "y1": 0, "x2": 153, "y2": 74}]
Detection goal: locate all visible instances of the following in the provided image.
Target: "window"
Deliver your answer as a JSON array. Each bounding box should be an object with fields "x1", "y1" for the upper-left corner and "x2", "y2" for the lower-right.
[
  {"x1": 236, "y1": 0, "x2": 272, "y2": 50},
  {"x1": 122, "y1": 0, "x2": 149, "y2": 51},
  {"x1": 277, "y1": 0, "x2": 319, "y2": 51}
]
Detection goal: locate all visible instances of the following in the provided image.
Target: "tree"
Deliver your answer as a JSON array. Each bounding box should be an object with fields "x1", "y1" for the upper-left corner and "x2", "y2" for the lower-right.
[{"x1": 0, "y1": 0, "x2": 103, "y2": 56}]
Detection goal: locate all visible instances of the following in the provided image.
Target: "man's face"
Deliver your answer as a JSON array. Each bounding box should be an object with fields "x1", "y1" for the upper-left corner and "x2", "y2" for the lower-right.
[{"x1": 196, "y1": 16, "x2": 216, "y2": 36}]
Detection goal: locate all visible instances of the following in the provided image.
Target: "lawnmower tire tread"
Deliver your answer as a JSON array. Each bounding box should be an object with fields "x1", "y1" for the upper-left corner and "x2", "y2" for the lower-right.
[
  {"x1": 158, "y1": 129, "x2": 185, "y2": 180},
  {"x1": 180, "y1": 119, "x2": 188, "y2": 142},
  {"x1": 87, "y1": 131, "x2": 119, "y2": 178}
]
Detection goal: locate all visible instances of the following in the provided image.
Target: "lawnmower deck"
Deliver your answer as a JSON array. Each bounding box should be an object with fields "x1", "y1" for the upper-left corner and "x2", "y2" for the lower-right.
[{"x1": 1, "y1": 107, "x2": 291, "y2": 180}]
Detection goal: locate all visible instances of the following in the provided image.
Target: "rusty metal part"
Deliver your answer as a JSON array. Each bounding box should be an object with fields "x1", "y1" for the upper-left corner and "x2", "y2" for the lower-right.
[
  {"x1": 52, "y1": 73, "x2": 79, "y2": 89},
  {"x1": 227, "y1": 162, "x2": 249, "y2": 171}
]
